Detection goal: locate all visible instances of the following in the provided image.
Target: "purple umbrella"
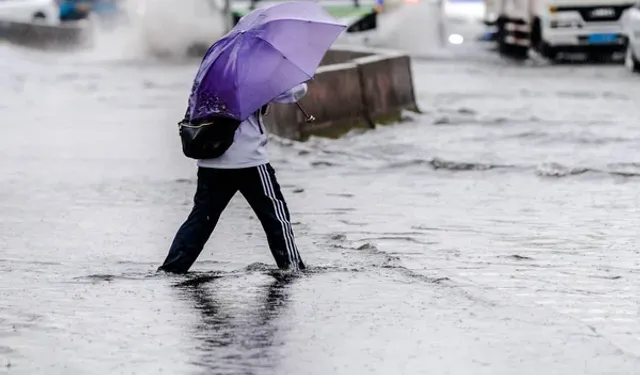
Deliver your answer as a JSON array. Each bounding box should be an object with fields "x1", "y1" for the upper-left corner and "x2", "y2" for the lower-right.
[{"x1": 187, "y1": 1, "x2": 347, "y2": 122}]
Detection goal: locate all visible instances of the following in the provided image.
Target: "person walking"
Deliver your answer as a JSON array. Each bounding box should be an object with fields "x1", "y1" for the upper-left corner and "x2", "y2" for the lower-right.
[
  {"x1": 158, "y1": 1, "x2": 346, "y2": 273},
  {"x1": 158, "y1": 84, "x2": 308, "y2": 274}
]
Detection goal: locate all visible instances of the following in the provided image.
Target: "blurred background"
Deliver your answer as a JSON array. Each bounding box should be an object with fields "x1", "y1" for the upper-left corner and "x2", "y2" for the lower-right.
[
  {"x1": 3, "y1": 0, "x2": 637, "y2": 62},
  {"x1": 0, "y1": 0, "x2": 492, "y2": 59}
]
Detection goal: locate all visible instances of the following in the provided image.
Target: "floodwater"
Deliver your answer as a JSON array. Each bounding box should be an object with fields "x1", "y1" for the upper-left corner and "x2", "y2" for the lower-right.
[{"x1": 2, "y1": 35, "x2": 640, "y2": 374}]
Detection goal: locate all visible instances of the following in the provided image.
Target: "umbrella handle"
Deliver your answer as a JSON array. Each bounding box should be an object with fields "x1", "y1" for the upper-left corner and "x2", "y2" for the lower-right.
[{"x1": 296, "y1": 102, "x2": 315, "y2": 123}]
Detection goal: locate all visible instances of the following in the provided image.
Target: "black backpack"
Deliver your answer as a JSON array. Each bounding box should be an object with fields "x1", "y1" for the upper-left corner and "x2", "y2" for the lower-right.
[
  {"x1": 178, "y1": 109, "x2": 241, "y2": 160},
  {"x1": 177, "y1": 105, "x2": 268, "y2": 160}
]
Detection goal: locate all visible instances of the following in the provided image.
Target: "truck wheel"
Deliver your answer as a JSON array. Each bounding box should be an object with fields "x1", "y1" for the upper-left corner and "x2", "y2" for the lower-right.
[
  {"x1": 497, "y1": 17, "x2": 529, "y2": 59},
  {"x1": 540, "y1": 44, "x2": 558, "y2": 60},
  {"x1": 625, "y1": 44, "x2": 640, "y2": 73},
  {"x1": 532, "y1": 19, "x2": 557, "y2": 60},
  {"x1": 509, "y1": 45, "x2": 529, "y2": 59},
  {"x1": 499, "y1": 42, "x2": 528, "y2": 59},
  {"x1": 496, "y1": 17, "x2": 509, "y2": 53},
  {"x1": 500, "y1": 40, "x2": 529, "y2": 59}
]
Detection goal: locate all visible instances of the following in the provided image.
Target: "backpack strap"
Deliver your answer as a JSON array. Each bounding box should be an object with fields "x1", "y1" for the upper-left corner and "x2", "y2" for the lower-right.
[{"x1": 256, "y1": 104, "x2": 269, "y2": 134}]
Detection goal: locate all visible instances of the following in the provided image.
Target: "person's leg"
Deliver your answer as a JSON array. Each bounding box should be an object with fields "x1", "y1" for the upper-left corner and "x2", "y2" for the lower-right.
[
  {"x1": 238, "y1": 163, "x2": 305, "y2": 270},
  {"x1": 158, "y1": 168, "x2": 238, "y2": 273}
]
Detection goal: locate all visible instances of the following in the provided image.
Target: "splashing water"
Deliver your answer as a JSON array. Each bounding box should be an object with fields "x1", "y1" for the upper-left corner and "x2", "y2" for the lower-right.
[
  {"x1": 340, "y1": 0, "x2": 487, "y2": 59},
  {"x1": 83, "y1": 0, "x2": 228, "y2": 61},
  {"x1": 375, "y1": 0, "x2": 445, "y2": 55},
  {"x1": 338, "y1": 0, "x2": 444, "y2": 56}
]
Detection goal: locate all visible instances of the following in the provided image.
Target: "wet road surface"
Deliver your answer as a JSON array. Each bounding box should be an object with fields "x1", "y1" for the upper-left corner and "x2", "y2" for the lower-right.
[{"x1": 1, "y1": 41, "x2": 640, "y2": 374}]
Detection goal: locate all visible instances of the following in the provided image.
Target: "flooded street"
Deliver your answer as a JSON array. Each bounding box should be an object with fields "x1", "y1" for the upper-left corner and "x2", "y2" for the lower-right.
[{"x1": 2, "y1": 41, "x2": 640, "y2": 374}]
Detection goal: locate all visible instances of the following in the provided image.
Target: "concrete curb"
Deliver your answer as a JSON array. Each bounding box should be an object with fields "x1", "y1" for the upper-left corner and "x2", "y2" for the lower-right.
[
  {"x1": 266, "y1": 45, "x2": 421, "y2": 141},
  {"x1": 0, "y1": 21, "x2": 91, "y2": 50}
]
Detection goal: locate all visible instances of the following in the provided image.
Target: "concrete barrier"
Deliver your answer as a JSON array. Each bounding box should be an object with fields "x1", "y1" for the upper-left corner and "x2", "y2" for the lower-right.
[
  {"x1": 266, "y1": 45, "x2": 420, "y2": 141},
  {"x1": 357, "y1": 53, "x2": 418, "y2": 124},
  {"x1": 0, "y1": 20, "x2": 90, "y2": 50},
  {"x1": 269, "y1": 61, "x2": 371, "y2": 140},
  {"x1": 319, "y1": 48, "x2": 372, "y2": 66}
]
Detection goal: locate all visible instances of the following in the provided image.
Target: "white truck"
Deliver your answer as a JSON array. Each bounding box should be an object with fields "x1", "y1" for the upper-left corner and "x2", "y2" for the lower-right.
[{"x1": 487, "y1": 0, "x2": 636, "y2": 59}]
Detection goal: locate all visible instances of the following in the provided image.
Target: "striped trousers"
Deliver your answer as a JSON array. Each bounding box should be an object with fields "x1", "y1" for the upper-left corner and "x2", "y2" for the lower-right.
[{"x1": 158, "y1": 164, "x2": 305, "y2": 273}]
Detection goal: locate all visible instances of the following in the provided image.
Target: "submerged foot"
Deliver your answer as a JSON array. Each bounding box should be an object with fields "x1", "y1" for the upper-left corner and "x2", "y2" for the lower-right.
[{"x1": 156, "y1": 266, "x2": 189, "y2": 274}]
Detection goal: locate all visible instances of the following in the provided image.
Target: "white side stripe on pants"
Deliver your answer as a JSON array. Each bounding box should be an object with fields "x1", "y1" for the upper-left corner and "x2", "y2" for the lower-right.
[
  {"x1": 257, "y1": 165, "x2": 299, "y2": 267},
  {"x1": 262, "y1": 165, "x2": 300, "y2": 266},
  {"x1": 257, "y1": 164, "x2": 300, "y2": 268}
]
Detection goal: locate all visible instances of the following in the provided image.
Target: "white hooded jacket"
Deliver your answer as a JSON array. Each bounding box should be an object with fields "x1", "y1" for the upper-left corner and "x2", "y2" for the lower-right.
[{"x1": 197, "y1": 83, "x2": 308, "y2": 169}]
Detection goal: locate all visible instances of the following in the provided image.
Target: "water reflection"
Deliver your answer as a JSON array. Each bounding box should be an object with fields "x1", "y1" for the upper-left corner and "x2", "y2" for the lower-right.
[{"x1": 174, "y1": 270, "x2": 299, "y2": 374}]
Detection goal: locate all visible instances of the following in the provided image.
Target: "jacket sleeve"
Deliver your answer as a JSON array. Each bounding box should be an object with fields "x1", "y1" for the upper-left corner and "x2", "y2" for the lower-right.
[{"x1": 271, "y1": 83, "x2": 308, "y2": 103}]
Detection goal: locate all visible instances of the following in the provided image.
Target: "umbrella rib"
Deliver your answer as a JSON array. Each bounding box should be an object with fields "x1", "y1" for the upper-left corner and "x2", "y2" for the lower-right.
[{"x1": 254, "y1": 36, "x2": 314, "y2": 80}]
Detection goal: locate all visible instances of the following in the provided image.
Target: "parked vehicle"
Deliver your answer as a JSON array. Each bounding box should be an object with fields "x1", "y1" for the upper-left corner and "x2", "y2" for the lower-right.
[
  {"x1": 621, "y1": 1, "x2": 640, "y2": 71},
  {"x1": 0, "y1": 0, "x2": 60, "y2": 25},
  {"x1": 58, "y1": 0, "x2": 119, "y2": 22},
  {"x1": 490, "y1": 0, "x2": 636, "y2": 60}
]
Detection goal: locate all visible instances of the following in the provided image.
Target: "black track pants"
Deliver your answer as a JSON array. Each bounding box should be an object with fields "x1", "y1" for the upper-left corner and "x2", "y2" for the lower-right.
[{"x1": 158, "y1": 164, "x2": 305, "y2": 273}]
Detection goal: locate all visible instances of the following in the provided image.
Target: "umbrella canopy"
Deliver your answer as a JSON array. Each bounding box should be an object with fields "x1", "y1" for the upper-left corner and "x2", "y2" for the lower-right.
[{"x1": 188, "y1": 1, "x2": 347, "y2": 122}]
